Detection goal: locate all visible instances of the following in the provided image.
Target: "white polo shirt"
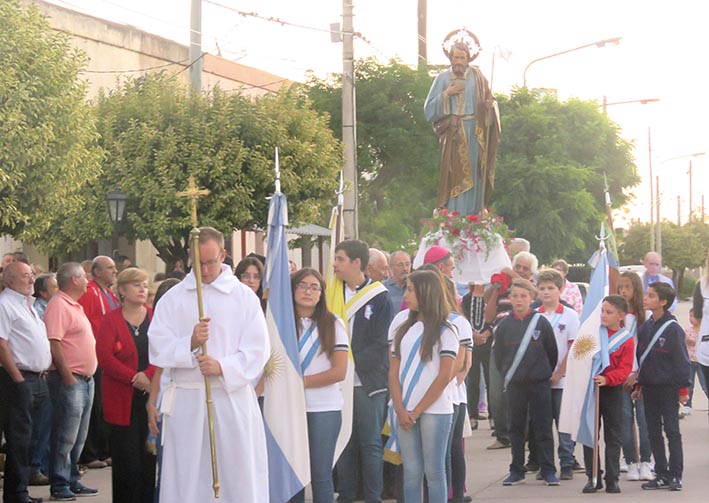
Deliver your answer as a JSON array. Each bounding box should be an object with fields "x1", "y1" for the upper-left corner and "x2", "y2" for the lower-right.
[
  {"x1": 536, "y1": 303, "x2": 579, "y2": 389},
  {"x1": 389, "y1": 310, "x2": 459, "y2": 414},
  {"x1": 0, "y1": 288, "x2": 52, "y2": 372}
]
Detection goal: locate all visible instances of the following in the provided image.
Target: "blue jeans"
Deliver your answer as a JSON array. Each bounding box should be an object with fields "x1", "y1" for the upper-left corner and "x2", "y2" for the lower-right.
[
  {"x1": 48, "y1": 372, "x2": 94, "y2": 493},
  {"x1": 292, "y1": 411, "x2": 341, "y2": 503},
  {"x1": 399, "y1": 412, "x2": 452, "y2": 503},
  {"x1": 336, "y1": 388, "x2": 386, "y2": 503},
  {"x1": 551, "y1": 389, "x2": 576, "y2": 469},
  {"x1": 687, "y1": 361, "x2": 709, "y2": 408},
  {"x1": 621, "y1": 390, "x2": 652, "y2": 463}
]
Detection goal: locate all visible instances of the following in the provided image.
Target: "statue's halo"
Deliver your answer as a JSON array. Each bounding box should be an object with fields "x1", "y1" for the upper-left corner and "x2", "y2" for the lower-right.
[{"x1": 442, "y1": 28, "x2": 481, "y2": 61}]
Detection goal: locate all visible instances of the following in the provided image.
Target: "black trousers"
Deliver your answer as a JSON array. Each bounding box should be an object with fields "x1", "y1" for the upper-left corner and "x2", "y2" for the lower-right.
[
  {"x1": 109, "y1": 390, "x2": 156, "y2": 503},
  {"x1": 583, "y1": 384, "x2": 623, "y2": 482},
  {"x1": 80, "y1": 368, "x2": 110, "y2": 463},
  {"x1": 0, "y1": 369, "x2": 49, "y2": 503},
  {"x1": 507, "y1": 381, "x2": 555, "y2": 476},
  {"x1": 643, "y1": 385, "x2": 683, "y2": 480},
  {"x1": 466, "y1": 341, "x2": 491, "y2": 419}
]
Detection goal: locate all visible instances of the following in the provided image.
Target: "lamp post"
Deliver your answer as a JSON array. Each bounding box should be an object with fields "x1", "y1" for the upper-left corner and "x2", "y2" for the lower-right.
[
  {"x1": 106, "y1": 189, "x2": 127, "y2": 260},
  {"x1": 522, "y1": 37, "x2": 621, "y2": 88},
  {"x1": 601, "y1": 98, "x2": 660, "y2": 249}
]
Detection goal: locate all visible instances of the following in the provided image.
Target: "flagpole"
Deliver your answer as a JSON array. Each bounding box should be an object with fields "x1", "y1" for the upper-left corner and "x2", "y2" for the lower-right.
[
  {"x1": 592, "y1": 381, "x2": 600, "y2": 487},
  {"x1": 632, "y1": 411, "x2": 641, "y2": 467}
]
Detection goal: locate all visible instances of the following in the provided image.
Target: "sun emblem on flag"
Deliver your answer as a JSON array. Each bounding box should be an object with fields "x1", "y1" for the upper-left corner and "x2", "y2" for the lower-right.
[
  {"x1": 572, "y1": 334, "x2": 597, "y2": 360},
  {"x1": 263, "y1": 349, "x2": 284, "y2": 381}
]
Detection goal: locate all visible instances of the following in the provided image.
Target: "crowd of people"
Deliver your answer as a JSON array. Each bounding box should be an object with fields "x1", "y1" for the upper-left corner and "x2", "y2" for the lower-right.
[{"x1": 0, "y1": 237, "x2": 707, "y2": 502}]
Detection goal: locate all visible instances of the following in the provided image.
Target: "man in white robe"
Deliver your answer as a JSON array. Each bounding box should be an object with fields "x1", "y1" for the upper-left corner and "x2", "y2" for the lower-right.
[{"x1": 149, "y1": 227, "x2": 270, "y2": 502}]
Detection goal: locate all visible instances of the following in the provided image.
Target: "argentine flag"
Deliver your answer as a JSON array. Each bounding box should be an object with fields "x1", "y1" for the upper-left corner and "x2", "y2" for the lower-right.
[
  {"x1": 263, "y1": 191, "x2": 310, "y2": 502},
  {"x1": 559, "y1": 232, "x2": 611, "y2": 448}
]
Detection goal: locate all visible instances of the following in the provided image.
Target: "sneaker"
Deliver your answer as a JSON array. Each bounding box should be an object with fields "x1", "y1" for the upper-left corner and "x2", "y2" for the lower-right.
[
  {"x1": 470, "y1": 418, "x2": 479, "y2": 431},
  {"x1": 606, "y1": 480, "x2": 621, "y2": 493},
  {"x1": 478, "y1": 403, "x2": 488, "y2": 419},
  {"x1": 669, "y1": 477, "x2": 682, "y2": 491},
  {"x1": 582, "y1": 477, "x2": 603, "y2": 493},
  {"x1": 486, "y1": 440, "x2": 510, "y2": 450},
  {"x1": 502, "y1": 472, "x2": 525, "y2": 486},
  {"x1": 572, "y1": 460, "x2": 585, "y2": 473},
  {"x1": 524, "y1": 461, "x2": 540, "y2": 473},
  {"x1": 626, "y1": 463, "x2": 640, "y2": 481},
  {"x1": 641, "y1": 477, "x2": 669, "y2": 490},
  {"x1": 70, "y1": 483, "x2": 99, "y2": 497},
  {"x1": 50, "y1": 488, "x2": 77, "y2": 501},
  {"x1": 620, "y1": 459, "x2": 628, "y2": 473},
  {"x1": 29, "y1": 471, "x2": 50, "y2": 486},
  {"x1": 84, "y1": 460, "x2": 107, "y2": 469},
  {"x1": 560, "y1": 467, "x2": 574, "y2": 480},
  {"x1": 544, "y1": 473, "x2": 560, "y2": 486},
  {"x1": 639, "y1": 462, "x2": 654, "y2": 481}
]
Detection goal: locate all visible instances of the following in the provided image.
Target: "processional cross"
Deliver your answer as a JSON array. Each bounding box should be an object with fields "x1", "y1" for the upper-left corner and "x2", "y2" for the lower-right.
[{"x1": 175, "y1": 175, "x2": 220, "y2": 499}]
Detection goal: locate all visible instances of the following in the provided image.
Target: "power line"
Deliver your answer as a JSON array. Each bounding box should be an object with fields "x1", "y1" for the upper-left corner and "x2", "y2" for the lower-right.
[{"x1": 84, "y1": 59, "x2": 189, "y2": 74}]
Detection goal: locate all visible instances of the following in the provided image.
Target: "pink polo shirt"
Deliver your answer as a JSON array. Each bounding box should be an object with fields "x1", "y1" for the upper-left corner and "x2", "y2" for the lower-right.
[{"x1": 44, "y1": 290, "x2": 98, "y2": 376}]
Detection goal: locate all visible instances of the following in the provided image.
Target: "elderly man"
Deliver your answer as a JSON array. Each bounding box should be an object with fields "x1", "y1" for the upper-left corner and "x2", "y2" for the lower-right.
[
  {"x1": 32, "y1": 273, "x2": 58, "y2": 321},
  {"x1": 77, "y1": 256, "x2": 118, "y2": 470},
  {"x1": 642, "y1": 251, "x2": 677, "y2": 311},
  {"x1": 383, "y1": 250, "x2": 411, "y2": 314},
  {"x1": 366, "y1": 248, "x2": 389, "y2": 283},
  {"x1": 45, "y1": 262, "x2": 99, "y2": 500},
  {"x1": 0, "y1": 262, "x2": 52, "y2": 503}
]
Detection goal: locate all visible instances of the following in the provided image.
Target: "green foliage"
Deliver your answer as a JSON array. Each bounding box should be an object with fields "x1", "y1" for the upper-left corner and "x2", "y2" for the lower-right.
[
  {"x1": 303, "y1": 62, "x2": 639, "y2": 263},
  {"x1": 54, "y1": 73, "x2": 341, "y2": 265},
  {"x1": 302, "y1": 59, "x2": 440, "y2": 250},
  {"x1": 492, "y1": 89, "x2": 639, "y2": 263},
  {"x1": 619, "y1": 220, "x2": 709, "y2": 292},
  {"x1": 0, "y1": 0, "x2": 102, "y2": 249}
]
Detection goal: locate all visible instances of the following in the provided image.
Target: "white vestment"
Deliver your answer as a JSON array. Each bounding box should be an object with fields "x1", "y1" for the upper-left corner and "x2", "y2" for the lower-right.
[{"x1": 149, "y1": 265, "x2": 270, "y2": 503}]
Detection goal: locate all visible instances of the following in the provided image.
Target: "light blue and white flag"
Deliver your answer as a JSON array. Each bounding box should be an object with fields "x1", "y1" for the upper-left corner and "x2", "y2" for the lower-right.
[
  {"x1": 263, "y1": 187, "x2": 310, "y2": 503},
  {"x1": 559, "y1": 228, "x2": 611, "y2": 448}
]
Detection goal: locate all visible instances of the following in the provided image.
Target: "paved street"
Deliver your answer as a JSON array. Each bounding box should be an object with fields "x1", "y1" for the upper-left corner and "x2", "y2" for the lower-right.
[{"x1": 22, "y1": 301, "x2": 709, "y2": 502}]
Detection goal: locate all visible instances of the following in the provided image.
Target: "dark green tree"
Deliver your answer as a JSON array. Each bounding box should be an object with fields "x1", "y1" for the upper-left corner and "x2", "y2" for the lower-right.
[
  {"x1": 0, "y1": 0, "x2": 102, "y2": 249},
  {"x1": 49, "y1": 73, "x2": 341, "y2": 266}
]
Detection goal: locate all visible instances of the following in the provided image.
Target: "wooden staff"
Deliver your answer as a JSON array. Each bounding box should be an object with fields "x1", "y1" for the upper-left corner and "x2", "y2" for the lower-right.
[
  {"x1": 592, "y1": 381, "x2": 600, "y2": 488},
  {"x1": 177, "y1": 177, "x2": 220, "y2": 498}
]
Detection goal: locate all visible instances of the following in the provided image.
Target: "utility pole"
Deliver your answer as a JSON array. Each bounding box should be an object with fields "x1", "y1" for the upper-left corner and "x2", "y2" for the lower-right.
[
  {"x1": 656, "y1": 175, "x2": 661, "y2": 257},
  {"x1": 677, "y1": 195, "x2": 681, "y2": 225},
  {"x1": 417, "y1": 0, "x2": 427, "y2": 66},
  {"x1": 689, "y1": 160, "x2": 693, "y2": 222},
  {"x1": 648, "y1": 127, "x2": 655, "y2": 250},
  {"x1": 342, "y1": 0, "x2": 358, "y2": 238},
  {"x1": 189, "y1": 0, "x2": 202, "y2": 92}
]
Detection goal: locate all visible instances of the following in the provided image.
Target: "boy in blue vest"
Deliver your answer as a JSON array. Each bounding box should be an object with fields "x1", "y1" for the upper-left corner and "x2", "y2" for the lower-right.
[
  {"x1": 493, "y1": 278, "x2": 559, "y2": 486},
  {"x1": 634, "y1": 282, "x2": 690, "y2": 491}
]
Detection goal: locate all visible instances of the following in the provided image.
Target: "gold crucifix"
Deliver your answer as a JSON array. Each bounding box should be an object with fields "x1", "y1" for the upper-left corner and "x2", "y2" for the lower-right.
[{"x1": 176, "y1": 175, "x2": 210, "y2": 228}]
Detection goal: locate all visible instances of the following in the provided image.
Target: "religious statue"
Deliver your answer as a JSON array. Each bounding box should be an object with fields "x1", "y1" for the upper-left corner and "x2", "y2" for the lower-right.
[{"x1": 424, "y1": 28, "x2": 501, "y2": 216}]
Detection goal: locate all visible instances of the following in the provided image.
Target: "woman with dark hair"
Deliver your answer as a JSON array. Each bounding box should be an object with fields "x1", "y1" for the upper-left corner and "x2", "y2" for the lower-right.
[
  {"x1": 389, "y1": 270, "x2": 459, "y2": 503},
  {"x1": 290, "y1": 268, "x2": 348, "y2": 503},
  {"x1": 235, "y1": 257, "x2": 265, "y2": 310},
  {"x1": 95, "y1": 268, "x2": 156, "y2": 503},
  {"x1": 617, "y1": 271, "x2": 653, "y2": 481}
]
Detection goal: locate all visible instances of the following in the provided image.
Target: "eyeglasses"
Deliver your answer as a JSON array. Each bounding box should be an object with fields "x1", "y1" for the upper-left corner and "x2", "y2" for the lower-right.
[
  {"x1": 295, "y1": 283, "x2": 322, "y2": 293},
  {"x1": 239, "y1": 273, "x2": 262, "y2": 281}
]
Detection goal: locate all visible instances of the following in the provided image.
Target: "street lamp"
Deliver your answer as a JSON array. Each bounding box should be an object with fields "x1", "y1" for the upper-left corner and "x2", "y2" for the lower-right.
[
  {"x1": 106, "y1": 189, "x2": 127, "y2": 259},
  {"x1": 522, "y1": 37, "x2": 622, "y2": 88},
  {"x1": 601, "y1": 98, "x2": 660, "y2": 248}
]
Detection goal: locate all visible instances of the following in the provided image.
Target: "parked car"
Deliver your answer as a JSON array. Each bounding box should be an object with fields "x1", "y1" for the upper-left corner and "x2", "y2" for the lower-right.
[{"x1": 619, "y1": 264, "x2": 645, "y2": 277}]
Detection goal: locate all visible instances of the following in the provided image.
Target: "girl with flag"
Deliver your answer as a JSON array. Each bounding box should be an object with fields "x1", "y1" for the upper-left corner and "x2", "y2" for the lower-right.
[
  {"x1": 290, "y1": 268, "x2": 348, "y2": 503},
  {"x1": 388, "y1": 270, "x2": 459, "y2": 503},
  {"x1": 581, "y1": 295, "x2": 634, "y2": 494}
]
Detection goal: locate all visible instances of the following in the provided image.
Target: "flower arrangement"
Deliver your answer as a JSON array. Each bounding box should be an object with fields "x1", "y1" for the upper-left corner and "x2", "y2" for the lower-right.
[{"x1": 421, "y1": 209, "x2": 513, "y2": 260}]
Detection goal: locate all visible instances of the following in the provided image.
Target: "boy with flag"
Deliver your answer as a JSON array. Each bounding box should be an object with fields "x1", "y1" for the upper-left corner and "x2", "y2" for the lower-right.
[
  {"x1": 493, "y1": 278, "x2": 558, "y2": 486},
  {"x1": 581, "y1": 295, "x2": 634, "y2": 494},
  {"x1": 633, "y1": 282, "x2": 690, "y2": 491}
]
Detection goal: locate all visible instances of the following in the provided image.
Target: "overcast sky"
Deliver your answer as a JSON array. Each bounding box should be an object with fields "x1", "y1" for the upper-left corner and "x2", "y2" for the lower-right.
[{"x1": 46, "y1": 0, "x2": 709, "y2": 226}]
